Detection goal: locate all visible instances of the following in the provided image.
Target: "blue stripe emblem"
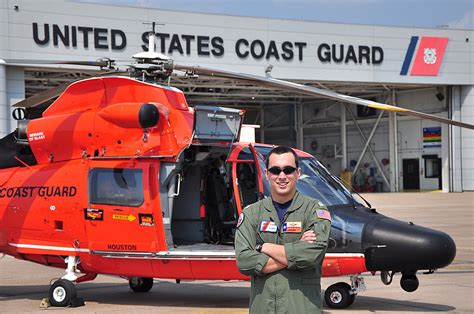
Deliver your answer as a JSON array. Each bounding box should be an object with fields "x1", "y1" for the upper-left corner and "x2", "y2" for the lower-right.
[{"x1": 400, "y1": 36, "x2": 419, "y2": 75}]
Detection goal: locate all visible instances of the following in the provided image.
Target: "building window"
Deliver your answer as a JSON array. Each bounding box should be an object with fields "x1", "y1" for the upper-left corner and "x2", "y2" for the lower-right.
[
  {"x1": 89, "y1": 168, "x2": 144, "y2": 206},
  {"x1": 424, "y1": 155, "x2": 440, "y2": 178}
]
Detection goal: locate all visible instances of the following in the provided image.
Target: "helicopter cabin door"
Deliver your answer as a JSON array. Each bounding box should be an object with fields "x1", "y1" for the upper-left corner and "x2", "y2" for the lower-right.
[
  {"x1": 85, "y1": 162, "x2": 157, "y2": 256},
  {"x1": 229, "y1": 144, "x2": 265, "y2": 213}
]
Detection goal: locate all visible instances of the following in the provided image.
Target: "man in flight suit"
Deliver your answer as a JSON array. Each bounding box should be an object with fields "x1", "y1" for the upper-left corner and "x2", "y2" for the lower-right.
[{"x1": 235, "y1": 146, "x2": 331, "y2": 313}]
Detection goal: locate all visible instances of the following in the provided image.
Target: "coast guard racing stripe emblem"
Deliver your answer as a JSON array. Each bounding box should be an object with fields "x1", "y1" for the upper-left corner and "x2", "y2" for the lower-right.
[{"x1": 259, "y1": 220, "x2": 278, "y2": 232}]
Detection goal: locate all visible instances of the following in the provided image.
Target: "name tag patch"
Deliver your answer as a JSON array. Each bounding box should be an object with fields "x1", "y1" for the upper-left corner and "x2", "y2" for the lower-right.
[
  {"x1": 259, "y1": 220, "x2": 278, "y2": 233},
  {"x1": 283, "y1": 222, "x2": 302, "y2": 233}
]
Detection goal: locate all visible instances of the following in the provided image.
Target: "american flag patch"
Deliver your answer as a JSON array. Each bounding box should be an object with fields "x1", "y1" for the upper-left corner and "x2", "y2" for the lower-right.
[{"x1": 317, "y1": 209, "x2": 331, "y2": 221}]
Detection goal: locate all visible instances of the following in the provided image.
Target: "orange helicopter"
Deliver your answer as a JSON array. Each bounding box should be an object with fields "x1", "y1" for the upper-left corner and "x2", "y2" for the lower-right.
[{"x1": 0, "y1": 24, "x2": 470, "y2": 309}]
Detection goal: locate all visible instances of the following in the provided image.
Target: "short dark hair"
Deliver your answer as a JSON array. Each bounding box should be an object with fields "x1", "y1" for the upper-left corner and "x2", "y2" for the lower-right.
[{"x1": 265, "y1": 146, "x2": 299, "y2": 168}]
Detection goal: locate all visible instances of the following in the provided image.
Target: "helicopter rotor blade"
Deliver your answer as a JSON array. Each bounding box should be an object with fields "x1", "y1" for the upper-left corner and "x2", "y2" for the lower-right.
[
  {"x1": 12, "y1": 70, "x2": 127, "y2": 108},
  {"x1": 174, "y1": 64, "x2": 474, "y2": 130},
  {"x1": 5, "y1": 58, "x2": 115, "y2": 69}
]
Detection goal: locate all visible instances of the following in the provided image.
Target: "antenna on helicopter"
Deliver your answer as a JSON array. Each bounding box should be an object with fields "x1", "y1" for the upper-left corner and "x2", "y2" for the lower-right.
[
  {"x1": 133, "y1": 22, "x2": 170, "y2": 62},
  {"x1": 129, "y1": 21, "x2": 173, "y2": 82}
]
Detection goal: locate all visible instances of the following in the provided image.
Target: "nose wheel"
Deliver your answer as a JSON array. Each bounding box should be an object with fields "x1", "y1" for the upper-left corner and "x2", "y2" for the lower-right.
[
  {"x1": 129, "y1": 277, "x2": 154, "y2": 293},
  {"x1": 324, "y1": 282, "x2": 356, "y2": 309},
  {"x1": 49, "y1": 279, "x2": 77, "y2": 307}
]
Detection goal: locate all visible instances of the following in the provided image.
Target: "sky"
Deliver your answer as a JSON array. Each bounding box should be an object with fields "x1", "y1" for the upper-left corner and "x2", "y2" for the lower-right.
[{"x1": 79, "y1": 0, "x2": 474, "y2": 30}]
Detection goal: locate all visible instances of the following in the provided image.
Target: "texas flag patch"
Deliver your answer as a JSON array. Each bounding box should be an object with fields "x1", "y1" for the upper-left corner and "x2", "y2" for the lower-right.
[
  {"x1": 317, "y1": 209, "x2": 331, "y2": 221},
  {"x1": 282, "y1": 222, "x2": 302, "y2": 233}
]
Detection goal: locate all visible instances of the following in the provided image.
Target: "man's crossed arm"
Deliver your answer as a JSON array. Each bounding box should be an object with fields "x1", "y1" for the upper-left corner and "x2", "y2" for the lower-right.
[{"x1": 261, "y1": 230, "x2": 316, "y2": 273}]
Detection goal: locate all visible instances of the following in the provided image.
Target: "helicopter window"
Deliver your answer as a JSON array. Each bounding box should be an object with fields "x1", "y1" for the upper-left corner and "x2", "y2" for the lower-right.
[
  {"x1": 237, "y1": 147, "x2": 255, "y2": 160},
  {"x1": 236, "y1": 163, "x2": 258, "y2": 207},
  {"x1": 89, "y1": 168, "x2": 144, "y2": 207},
  {"x1": 298, "y1": 159, "x2": 350, "y2": 206}
]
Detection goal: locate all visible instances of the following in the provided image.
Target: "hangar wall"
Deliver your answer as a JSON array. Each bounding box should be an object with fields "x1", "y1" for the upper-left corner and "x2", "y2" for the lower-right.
[
  {"x1": 6, "y1": 67, "x2": 24, "y2": 133},
  {"x1": 261, "y1": 87, "x2": 453, "y2": 192},
  {"x1": 0, "y1": 62, "x2": 6, "y2": 134},
  {"x1": 0, "y1": 1, "x2": 471, "y2": 84}
]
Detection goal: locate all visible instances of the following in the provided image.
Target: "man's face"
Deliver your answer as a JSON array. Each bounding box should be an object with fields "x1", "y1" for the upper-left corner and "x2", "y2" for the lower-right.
[{"x1": 265, "y1": 152, "x2": 300, "y2": 200}]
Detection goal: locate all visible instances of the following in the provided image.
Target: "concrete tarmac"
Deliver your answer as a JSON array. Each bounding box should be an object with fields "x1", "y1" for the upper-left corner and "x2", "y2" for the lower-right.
[{"x1": 0, "y1": 192, "x2": 473, "y2": 313}]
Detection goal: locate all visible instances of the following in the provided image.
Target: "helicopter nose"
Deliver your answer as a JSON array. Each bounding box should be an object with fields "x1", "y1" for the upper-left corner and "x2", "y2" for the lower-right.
[{"x1": 363, "y1": 217, "x2": 456, "y2": 271}]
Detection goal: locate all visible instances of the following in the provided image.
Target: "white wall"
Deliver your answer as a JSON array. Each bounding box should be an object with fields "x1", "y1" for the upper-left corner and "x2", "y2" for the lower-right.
[
  {"x1": 0, "y1": 0, "x2": 472, "y2": 84},
  {"x1": 0, "y1": 61, "x2": 6, "y2": 137},
  {"x1": 460, "y1": 86, "x2": 474, "y2": 191},
  {"x1": 6, "y1": 67, "x2": 24, "y2": 134}
]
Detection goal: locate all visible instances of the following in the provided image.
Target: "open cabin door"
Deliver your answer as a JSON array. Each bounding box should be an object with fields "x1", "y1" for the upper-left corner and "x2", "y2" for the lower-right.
[
  {"x1": 192, "y1": 106, "x2": 244, "y2": 144},
  {"x1": 229, "y1": 144, "x2": 265, "y2": 214},
  {"x1": 84, "y1": 161, "x2": 158, "y2": 256}
]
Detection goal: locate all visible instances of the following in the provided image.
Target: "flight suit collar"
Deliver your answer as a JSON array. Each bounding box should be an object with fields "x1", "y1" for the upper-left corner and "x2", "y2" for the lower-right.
[{"x1": 263, "y1": 191, "x2": 304, "y2": 223}]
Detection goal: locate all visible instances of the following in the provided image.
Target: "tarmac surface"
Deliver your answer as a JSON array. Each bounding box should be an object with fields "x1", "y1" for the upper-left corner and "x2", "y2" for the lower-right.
[{"x1": 0, "y1": 191, "x2": 473, "y2": 313}]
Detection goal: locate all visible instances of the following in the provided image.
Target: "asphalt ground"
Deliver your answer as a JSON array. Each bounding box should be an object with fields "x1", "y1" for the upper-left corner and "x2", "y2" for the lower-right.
[{"x1": 0, "y1": 191, "x2": 473, "y2": 313}]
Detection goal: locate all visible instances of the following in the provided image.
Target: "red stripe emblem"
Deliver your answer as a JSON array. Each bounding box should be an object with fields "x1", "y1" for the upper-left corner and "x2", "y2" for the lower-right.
[{"x1": 410, "y1": 37, "x2": 448, "y2": 76}]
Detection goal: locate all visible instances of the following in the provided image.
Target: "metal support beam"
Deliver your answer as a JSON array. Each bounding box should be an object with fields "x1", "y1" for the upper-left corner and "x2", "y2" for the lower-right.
[
  {"x1": 289, "y1": 104, "x2": 295, "y2": 147},
  {"x1": 347, "y1": 108, "x2": 390, "y2": 188},
  {"x1": 353, "y1": 111, "x2": 384, "y2": 176},
  {"x1": 260, "y1": 104, "x2": 265, "y2": 143},
  {"x1": 297, "y1": 104, "x2": 304, "y2": 150},
  {"x1": 388, "y1": 89, "x2": 399, "y2": 192},
  {"x1": 341, "y1": 105, "x2": 347, "y2": 170}
]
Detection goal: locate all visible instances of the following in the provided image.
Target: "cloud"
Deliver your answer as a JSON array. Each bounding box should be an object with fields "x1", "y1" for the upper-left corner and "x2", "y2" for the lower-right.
[{"x1": 447, "y1": 10, "x2": 474, "y2": 30}]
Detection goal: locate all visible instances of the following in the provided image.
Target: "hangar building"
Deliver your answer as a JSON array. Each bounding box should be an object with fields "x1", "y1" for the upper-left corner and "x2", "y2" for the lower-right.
[{"x1": 0, "y1": 0, "x2": 473, "y2": 192}]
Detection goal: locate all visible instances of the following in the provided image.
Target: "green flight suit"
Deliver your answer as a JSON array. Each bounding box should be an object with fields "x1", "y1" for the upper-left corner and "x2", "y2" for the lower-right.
[{"x1": 235, "y1": 192, "x2": 331, "y2": 314}]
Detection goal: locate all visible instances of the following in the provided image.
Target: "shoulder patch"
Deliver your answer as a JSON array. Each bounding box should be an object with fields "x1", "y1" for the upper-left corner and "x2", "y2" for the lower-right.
[
  {"x1": 237, "y1": 212, "x2": 245, "y2": 228},
  {"x1": 316, "y1": 209, "x2": 331, "y2": 221}
]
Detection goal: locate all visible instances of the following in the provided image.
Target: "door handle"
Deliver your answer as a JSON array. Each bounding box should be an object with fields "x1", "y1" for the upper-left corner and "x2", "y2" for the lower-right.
[{"x1": 172, "y1": 173, "x2": 181, "y2": 196}]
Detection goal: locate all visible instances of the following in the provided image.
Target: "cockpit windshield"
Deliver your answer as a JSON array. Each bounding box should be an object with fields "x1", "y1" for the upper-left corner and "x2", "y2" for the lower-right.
[{"x1": 254, "y1": 146, "x2": 353, "y2": 206}]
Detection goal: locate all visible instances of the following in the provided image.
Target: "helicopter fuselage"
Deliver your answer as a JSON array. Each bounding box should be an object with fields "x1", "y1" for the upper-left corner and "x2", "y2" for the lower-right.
[{"x1": 0, "y1": 76, "x2": 455, "y2": 288}]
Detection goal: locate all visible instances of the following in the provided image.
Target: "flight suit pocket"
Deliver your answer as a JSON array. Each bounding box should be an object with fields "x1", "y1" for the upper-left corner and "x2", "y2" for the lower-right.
[{"x1": 288, "y1": 278, "x2": 321, "y2": 312}]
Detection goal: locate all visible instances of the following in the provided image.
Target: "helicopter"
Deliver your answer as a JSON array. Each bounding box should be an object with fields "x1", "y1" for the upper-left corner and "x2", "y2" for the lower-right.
[{"x1": 0, "y1": 24, "x2": 467, "y2": 309}]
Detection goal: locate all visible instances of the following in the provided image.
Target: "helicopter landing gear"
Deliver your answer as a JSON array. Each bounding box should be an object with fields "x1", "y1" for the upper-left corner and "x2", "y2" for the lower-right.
[
  {"x1": 48, "y1": 255, "x2": 84, "y2": 307},
  {"x1": 324, "y1": 275, "x2": 366, "y2": 309},
  {"x1": 324, "y1": 282, "x2": 354, "y2": 309},
  {"x1": 63, "y1": 256, "x2": 80, "y2": 281},
  {"x1": 129, "y1": 277, "x2": 154, "y2": 293},
  {"x1": 49, "y1": 279, "x2": 77, "y2": 307}
]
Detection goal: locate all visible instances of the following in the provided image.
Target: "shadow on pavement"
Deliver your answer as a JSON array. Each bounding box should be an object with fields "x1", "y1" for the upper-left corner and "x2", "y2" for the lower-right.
[{"x1": 1, "y1": 281, "x2": 456, "y2": 312}]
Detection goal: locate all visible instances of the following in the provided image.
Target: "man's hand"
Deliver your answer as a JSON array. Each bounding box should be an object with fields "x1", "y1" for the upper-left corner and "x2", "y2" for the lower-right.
[{"x1": 300, "y1": 230, "x2": 317, "y2": 243}]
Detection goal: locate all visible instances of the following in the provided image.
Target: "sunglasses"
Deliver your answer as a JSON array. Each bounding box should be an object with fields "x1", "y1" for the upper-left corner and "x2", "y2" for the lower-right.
[{"x1": 267, "y1": 166, "x2": 297, "y2": 175}]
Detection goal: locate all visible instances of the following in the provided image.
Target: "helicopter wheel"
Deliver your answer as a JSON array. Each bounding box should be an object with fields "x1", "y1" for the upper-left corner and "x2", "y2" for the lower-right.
[
  {"x1": 49, "y1": 279, "x2": 77, "y2": 307},
  {"x1": 129, "y1": 277, "x2": 154, "y2": 293},
  {"x1": 324, "y1": 282, "x2": 356, "y2": 309}
]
